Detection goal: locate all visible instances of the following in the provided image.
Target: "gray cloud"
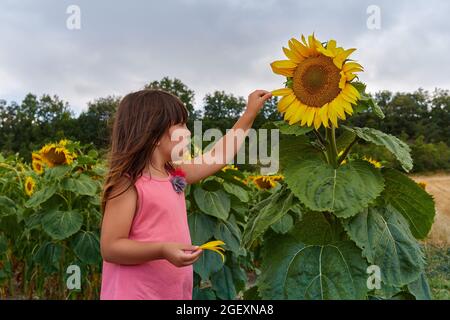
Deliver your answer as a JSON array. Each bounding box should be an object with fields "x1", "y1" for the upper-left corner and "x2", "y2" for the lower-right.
[{"x1": 0, "y1": 0, "x2": 448, "y2": 114}]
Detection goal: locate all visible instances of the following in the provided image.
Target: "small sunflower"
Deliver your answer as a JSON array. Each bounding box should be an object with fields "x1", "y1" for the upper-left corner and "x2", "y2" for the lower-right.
[
  {"x1": 363, "y1": 156, "x2": 382, "y2": 168},
  {"x1": 221, "y1": 165, "x2": 238, "y2": 172},
  {"x1": 32, "y1": 159, "x2": 44, "y2": 175},
  {"x1": 417, "y1": 181, "x2": 427, "y2": 190},
  {"x1": 271, "y1": 33, "x2": 363, "y2": 129},
  {"x1": 38, "y1": 140, "x2": 76, "y2": 167},
  {"x1": 24, "y1": 176, "x2": 36, "y2": 197},
  {"x1": 249, "y1": 174, "x2": 284, "y2": 189}
]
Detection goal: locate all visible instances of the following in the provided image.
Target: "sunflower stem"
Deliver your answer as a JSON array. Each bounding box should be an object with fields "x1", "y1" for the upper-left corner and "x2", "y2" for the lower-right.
[
  {"x1": 325, "y1": 126, "x2": 338, "y2": 168},
  {"x1": 337, "y1": 137, "x2": 358, "y2": 165}
]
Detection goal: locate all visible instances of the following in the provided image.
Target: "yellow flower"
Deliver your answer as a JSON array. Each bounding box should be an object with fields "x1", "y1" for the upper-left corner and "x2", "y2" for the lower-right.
[
  {"x1": 24, "y1": 176, "x2": 36, "y2": 197},
  {"x1": 199, "y1": 240, "x2": 226, "y2": 262},
  {"x1": 417, "y1": 181, "x2": 427, "y2": 190},
  {"x1": 32, "y1": 159, "x2": 44, "y2": 175},
  {"x1": 221, "y1": 165, "x2": 238, "y2": 172},
  {"x1": 38, "y1": 140, "x2": 76, "y2": 167},
  {"x1": 271, "y1": 33, "x2": 363, "y2": 129},
  {"x1": 249, "y1": 174, "x2": 284, "y2": 189},
  {"x1": 363, "y1": 156, "x2": 382, "y2": 168}
]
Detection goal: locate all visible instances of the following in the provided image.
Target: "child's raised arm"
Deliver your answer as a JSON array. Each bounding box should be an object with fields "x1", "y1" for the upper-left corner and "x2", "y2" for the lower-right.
[
  {"x1": 180, "y1": 90, "x2": 272, "y2": 184},
  {"x1": 100, "y1": 180, "x2": 202, "y2": 266}
]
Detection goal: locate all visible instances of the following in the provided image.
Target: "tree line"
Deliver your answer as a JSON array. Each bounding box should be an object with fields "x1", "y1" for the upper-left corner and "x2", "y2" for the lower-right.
[{"x1": 0, "y1": 77, "x2": 449, "y2": 172}]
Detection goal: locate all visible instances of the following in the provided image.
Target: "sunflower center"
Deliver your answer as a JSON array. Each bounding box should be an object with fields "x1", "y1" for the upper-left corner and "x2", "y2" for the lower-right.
[
  {"x1": 44, "y1": 148, "x2": 67, "y2": 165},
  {"x1": 292, "y1": 55, "x2": 341, "y2": 108}
]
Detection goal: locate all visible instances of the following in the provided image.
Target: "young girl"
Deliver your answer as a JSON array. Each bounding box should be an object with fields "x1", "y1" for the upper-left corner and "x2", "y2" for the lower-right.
[{"x1": 100, "y1": 88, "x2": 272, "y2": 300}]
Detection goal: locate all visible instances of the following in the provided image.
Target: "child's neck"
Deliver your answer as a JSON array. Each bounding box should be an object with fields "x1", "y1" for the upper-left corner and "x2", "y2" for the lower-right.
[{"x1": 145, "y1": 162, "x2": 169, "y2": 179}]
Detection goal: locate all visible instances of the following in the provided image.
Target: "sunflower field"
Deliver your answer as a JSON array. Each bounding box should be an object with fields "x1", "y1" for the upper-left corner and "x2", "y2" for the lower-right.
[{"x1": 0, "y1": 33, "x2": 441, "y2": 300}]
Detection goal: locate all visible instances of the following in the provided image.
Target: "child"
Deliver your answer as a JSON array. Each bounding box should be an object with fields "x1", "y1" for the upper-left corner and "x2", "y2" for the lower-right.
[{"x1": 100, "y1": 88, "x2": 272, "y2": 300}]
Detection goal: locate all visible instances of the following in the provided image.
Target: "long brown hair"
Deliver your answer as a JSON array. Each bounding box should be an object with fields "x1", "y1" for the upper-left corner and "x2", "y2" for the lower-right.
[{"x1": 101, "y1": 89, "x2": 188, "y2": 213}]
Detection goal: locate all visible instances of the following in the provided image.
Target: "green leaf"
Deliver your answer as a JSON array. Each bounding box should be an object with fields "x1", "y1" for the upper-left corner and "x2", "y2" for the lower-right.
[
  {"x1": 271, "y1": 213, "x2": 293, "y2": 234},
  {"x1": 188, "y1": 212, "x2": 216, "y2": 246},
  {"x1": 193, "y1": 187, "x2": 230, "y2": 220},
  {"x1": 0, "y1": 196, "x2": 16, "y2": 216},
  {"x1": 273, "y1": 120, "x2": 313, "y2": 136},
  {"x1": 62, "y1": 174, "x2": 98, "y2": 196},
  {"x1": 343, "y1": 205, "x2": 424, "y2": 287},
  {"x1": 223, "y1": 181, "x2": 249, "y2": 202},
  {"x1": 343, "y1": 126, "x2": 412, "y2": 172},
  {"x1": 0, "y1": 234, "x2": 7, "y2": 255},
  {"x1": 214, "y1": 217, "x2": 241, "y2": 254},
  {"x1": 407, "y1": 273, "x2": 432, "y2": 300},
  {"x1": 25, "y1": 185, "x2": 58, "y2": 208},
  {"x1": 45, "y1": 165, "x2": 72, "y2": 180},
  {"x1": 72, "y1": 231, "x2": 101, "y2": 264},
  {"x1": 243, "y1": 286, "x2": 262, "y2": 300},
  {"x1": 336, "y1": 129, "x2": 357, "y2": 152},
  {"x1": 211, "y1": 265, "x2": 237, "y2": 300},
  {"x1": 258, "y1": 218, "x2": 368, "y2": 299},
  {"x1": 41, "y1": 209, "x2": 83, "y2": 240},
  {"x1": 242, "y1": 187, "x2": 294, "y2": 248},
  {"x1": 33, "y1": 241, "x2": 63, "y2": 274},
  {"x1": 194, "y1": 250, "x2": 223, "y2": 281},
  {"x1": 285, "y1": 157, "x2": 384, "y2": 218},
  {"x1": 193, "y1": 287, "x2": 216, "y2": 300},
  {"x1": 381, "y1": 168, "x2": 435, "y2": 239}
]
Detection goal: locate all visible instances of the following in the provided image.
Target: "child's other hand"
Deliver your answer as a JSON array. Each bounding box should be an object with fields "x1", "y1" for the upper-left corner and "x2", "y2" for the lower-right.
[
  {"x1": 162, "y1": 243, "x2": 203, "y2": 267},
  {"x1": 245, "y1": 90, "x2": 272, "y2": 118}
]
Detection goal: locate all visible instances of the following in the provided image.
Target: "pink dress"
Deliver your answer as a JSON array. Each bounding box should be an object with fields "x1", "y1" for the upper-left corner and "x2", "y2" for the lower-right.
[{"x1": 100, "y1": 172, "x2": 193, "y2": 300}]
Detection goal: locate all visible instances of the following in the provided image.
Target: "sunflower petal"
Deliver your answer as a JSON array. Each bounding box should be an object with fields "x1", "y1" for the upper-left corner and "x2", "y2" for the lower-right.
[
  {"x1": 306, "y1": 107, "x2": 316, "y2": 127},
  {"x1": 319, "y1": 103, "x2": 330, "y2": 128},
  {"x1": 313, "y1": 111, "x2": 322, "y2": 130},
  {"x1": 343, "y1": 62, "x2": 364, "y2": 73},
  {"x1": 283, "y1": 47, "x2": 302, "y2": 64},
  {"x1": 345, "y1": 83, "x2": 361, "y2": 99},
  {"x1": 272, "y1": 88, "x2": 293, "y2": 97},
  {"x1": 290, "y1": 38, "x2": 310, "y2": 57},
  {"x1": 278, "y1": 94, "x2": 296, "y2": 113},
  {"x1": 288, "y1": 101, "x2": 305, "y2": 124},
  {"x1": 333, "y1": 48, "x2": 356, "y2": 69},
  {"x1": 270, "y1": 60, "x2": 297, "y2": 77}
]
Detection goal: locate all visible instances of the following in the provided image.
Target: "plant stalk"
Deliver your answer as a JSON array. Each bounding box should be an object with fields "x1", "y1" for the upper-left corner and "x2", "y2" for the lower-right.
[{"x1": 325, "y1": 126, "x2": 339, "y2": 168}]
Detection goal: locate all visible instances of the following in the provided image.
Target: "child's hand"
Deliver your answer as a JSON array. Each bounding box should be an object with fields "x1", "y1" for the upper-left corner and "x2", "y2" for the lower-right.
[
  {"x1": 162, "y1": 242, "x2": 203, "y2": 267},
  {"x1": 245, "y1": 90, "x2": 272, "y2": 118}
]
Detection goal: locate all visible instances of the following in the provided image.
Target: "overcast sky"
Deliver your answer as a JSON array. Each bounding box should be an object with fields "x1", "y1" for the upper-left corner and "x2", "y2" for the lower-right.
[{"x1": 0, "y1": 0, "x2": 449, "y2": 115}]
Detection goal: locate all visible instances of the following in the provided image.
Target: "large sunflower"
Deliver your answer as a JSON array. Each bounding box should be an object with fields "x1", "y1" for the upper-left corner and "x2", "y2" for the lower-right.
[
  {"x1": 271, "y1": 34, "x2": 363, "y2": 129},
  {"x1": 38, "y1": 139, "x2": 76, "y2": 167}
]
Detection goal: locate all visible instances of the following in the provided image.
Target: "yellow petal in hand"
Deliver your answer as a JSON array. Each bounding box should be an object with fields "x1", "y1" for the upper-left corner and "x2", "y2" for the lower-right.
[{"x1": 199, "y1": 240, "x2": 226, "y2": 262}]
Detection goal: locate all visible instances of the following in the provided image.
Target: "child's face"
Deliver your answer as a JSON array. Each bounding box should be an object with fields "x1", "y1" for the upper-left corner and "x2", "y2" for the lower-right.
[{"x1": 160, "y1": 123, "x2": 191, "y2": 162}]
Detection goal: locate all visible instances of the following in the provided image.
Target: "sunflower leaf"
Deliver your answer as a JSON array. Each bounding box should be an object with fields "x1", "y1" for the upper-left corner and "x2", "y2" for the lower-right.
[
  {"x1": 193, "y1": 187, "x2": 230, "y2": 221},
  {"x1": 343, "y1": 205, "x2": 425, "y2": 287},
  {"x1": 258, "y1": 215, "x2": 368, "y2": 299},
  {"x1": 342, "y1": 126, "x2": 413, "y2": 172},
  {"x1": 41, "y1": 209, "x2": 83, "y2": 240},
  {"x1": 242, "y1": 187, "x2": 295, "y2": 248},
  {"x1": 381, "y1": 168, "x2": 435, "y2": 239},
  {"x1": 284, "y1": 156, "x2": 384, "y2": 218}
]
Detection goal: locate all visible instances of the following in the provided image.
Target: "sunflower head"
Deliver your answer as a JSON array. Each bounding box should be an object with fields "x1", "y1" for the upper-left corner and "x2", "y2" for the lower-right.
[
  {"x1": 363, "y1": 156, "x2": 382, "y2": 168},
  {"x1": 221, "y1": 165, "x2": 238, "y2": 172},
  {"x1": 24, "y1": 176, "x2": 36, "y2": 197},
  {"x1": 32, "y1": 159, "x2": 44, "y2": 175},
  {"x1": 271, "y1": 34, "x2": 363, "y2": 129},
  {"x1": 249, "y1": 174, "x2": 283, "y2": 189},
  {"x1": 38, "y1": 140, "x2": 76, "y2": 167}
]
